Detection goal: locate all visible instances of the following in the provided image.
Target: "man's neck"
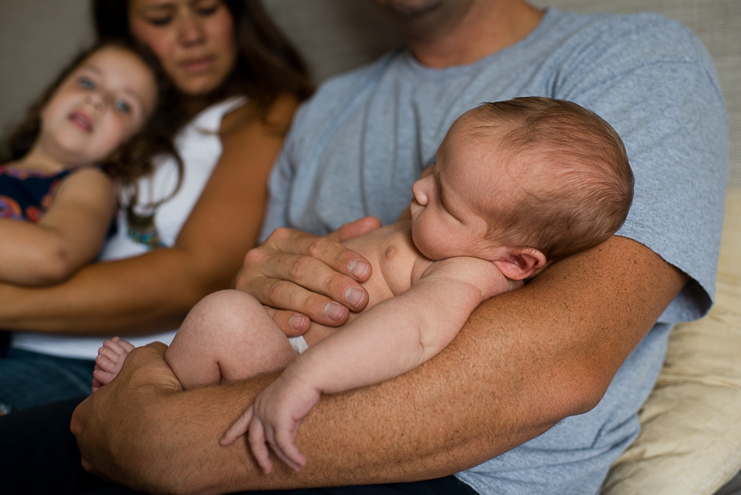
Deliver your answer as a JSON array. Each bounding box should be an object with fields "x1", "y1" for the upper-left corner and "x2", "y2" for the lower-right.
[{"x1": 405, "y1": 0, "x2": 544, "y2": 68}]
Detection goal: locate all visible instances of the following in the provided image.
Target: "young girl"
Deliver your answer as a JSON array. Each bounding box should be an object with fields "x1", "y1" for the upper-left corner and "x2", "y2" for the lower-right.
[{"x1": 0, "y1": 41, "x2": 162, "y2": 286}]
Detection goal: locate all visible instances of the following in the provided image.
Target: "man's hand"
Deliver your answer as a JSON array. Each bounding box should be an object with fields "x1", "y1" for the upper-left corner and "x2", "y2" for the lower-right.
[
  {"x1": 235, "y1": 216, "x2": 381, "y2": 335},
  {"x1": 72, "y1": 342, "x2": 182, "y2": 485}
]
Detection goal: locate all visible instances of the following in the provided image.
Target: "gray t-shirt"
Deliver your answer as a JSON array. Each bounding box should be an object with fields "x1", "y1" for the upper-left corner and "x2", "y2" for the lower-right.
[{"x1": 261, "y1": 8, "x2": 728, "y2": 495}]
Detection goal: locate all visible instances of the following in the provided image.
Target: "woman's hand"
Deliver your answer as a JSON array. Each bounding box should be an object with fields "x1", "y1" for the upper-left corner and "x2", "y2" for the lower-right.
[{"x1": 234, "y1": 216, "x2": 381, "y2": 336}]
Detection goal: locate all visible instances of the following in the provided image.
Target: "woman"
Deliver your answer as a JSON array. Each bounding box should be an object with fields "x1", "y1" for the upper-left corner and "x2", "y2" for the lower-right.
[{"x1": 0, "y1": 0, "x2": 312, "y2": 413}]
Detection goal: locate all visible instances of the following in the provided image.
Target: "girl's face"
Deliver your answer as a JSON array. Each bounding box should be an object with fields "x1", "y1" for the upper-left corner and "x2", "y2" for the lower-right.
[
  {"x1": 128, "y1": 0, "x2": 237, "y2": 96},
  {"x1": 38, "y1": 45, "x2": 157, "y2": 167}
]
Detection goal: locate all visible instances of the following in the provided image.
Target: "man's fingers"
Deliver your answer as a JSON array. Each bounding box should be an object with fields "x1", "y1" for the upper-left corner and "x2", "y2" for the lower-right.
[
  {"x1": 263, "y1": 279, "x2": 352, "y2": 325},
  {"x1": 326, "y1": 216, "x2": 382, "y2": 246},
  {"x1": 248, "y1": 257, "x2": 368, "y2": 325},
  {"x1": 235, "y1": 226, "x2": 374, "y2": 328},
  {"x1": 248, "y1": 227, "x2": 373, "y2": 288},
  {"x1": 264, "y1": 307, "x2": 310, "y2": 337}
]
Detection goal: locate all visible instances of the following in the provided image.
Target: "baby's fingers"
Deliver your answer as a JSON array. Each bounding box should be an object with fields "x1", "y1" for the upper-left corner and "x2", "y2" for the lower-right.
[
  {"x1": 247, "y1": 417, "x2": 273, "y2": 474},
  {"x1": 273, "y1": 428, "x2": 306, "y2": 473},
  {"x1": 220, "y1": 407, "x2": 254, "y2": 447}
]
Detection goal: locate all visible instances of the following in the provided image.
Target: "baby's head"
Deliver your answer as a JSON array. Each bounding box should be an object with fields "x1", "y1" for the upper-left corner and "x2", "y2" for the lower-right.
[
  {"x1": 410, "y1": 97, "x2": 633, "y2": 280},
  {"x1": 5, "y1": 40, "x2": 159, "y2": 170}
]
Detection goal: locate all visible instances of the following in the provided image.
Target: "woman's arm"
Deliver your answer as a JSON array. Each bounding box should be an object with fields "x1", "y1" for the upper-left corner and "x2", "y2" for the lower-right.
[
  {"x1": 0, "y1": 94, "x2": 299, "y2": 334},
  {"x1": 0, "y1": 168, "x2": 114, "y2": 286},
  {"x1": 72, "y1": 236, "x2": 687, "y2": 494}
]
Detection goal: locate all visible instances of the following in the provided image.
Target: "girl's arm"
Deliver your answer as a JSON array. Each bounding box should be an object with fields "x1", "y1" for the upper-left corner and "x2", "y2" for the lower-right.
[
  {"x1": 0, "y1": 168, "x2": 115, "y2": 286},
  {"x1": 0, "y1": 94, "x2": 299, "y2": 334}
]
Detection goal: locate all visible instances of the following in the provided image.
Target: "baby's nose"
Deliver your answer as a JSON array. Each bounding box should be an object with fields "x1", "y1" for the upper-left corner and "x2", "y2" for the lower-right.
[{"x1": 412, "y1": 178, "x2": 429, "y2": 206}]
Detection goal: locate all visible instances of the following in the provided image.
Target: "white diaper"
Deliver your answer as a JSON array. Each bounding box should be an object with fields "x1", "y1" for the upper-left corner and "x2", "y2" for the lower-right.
[{"x1": 288, "y1": 335, "x2": 309, "y2": 354}]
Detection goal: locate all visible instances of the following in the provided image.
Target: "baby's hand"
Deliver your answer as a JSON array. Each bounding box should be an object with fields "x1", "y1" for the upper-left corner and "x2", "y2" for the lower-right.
[
  {"x1": 220, "y1": 375, "x2": 321, "y2": 474},
  {"x1": 91, "y1": 337, "x2": 135, "y2": 392}
]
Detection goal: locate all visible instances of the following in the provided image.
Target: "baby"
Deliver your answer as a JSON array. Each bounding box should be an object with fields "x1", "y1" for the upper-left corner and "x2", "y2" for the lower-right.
[
  {"x1": 94, "y1": 97, "x2": 633, "y2": 474},
  {"x1": 0, "y1": 40, "x2": 159, "y2": 286}
]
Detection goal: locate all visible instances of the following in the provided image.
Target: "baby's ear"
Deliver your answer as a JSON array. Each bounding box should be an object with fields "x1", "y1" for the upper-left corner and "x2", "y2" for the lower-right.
[{"x1": 492, "y1": 247, "x2": 547, "y2": 280}]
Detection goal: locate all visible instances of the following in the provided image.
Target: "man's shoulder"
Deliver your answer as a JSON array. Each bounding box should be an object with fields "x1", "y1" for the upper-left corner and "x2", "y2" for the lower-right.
[{"x1": 545, "y1": 9, "x2": 708, "y2": 64}]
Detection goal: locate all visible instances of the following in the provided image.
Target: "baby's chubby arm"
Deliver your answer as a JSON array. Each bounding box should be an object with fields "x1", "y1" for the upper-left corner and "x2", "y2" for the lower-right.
[{"x1": 225, "y1": 256, "x2": 515, "y2": 473}]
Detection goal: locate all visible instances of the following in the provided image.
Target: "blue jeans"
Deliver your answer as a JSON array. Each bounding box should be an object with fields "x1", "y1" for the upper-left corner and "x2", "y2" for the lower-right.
[
  {"x1": 0, "y1": 398, "x2": 479, "y2": 495},
  {"x1": 0, "y1": 348, "x2": 95, "y2": 414}
]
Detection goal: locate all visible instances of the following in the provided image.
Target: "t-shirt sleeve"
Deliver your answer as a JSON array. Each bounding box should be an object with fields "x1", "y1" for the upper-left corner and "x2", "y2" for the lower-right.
[
  {"x1": 258, "y1": 105, "x2": 305, "y2": 243},
  {"x1": 554, "y1": 14, "x2": 729, "y2": 322}
]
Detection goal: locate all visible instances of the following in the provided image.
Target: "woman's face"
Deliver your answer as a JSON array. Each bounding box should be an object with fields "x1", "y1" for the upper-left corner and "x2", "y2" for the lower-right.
[{"x1": 128, "y1": 0, "x2": 237, "y2": 96}]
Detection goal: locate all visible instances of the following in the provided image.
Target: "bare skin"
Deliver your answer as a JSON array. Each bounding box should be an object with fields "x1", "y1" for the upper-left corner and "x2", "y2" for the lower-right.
[
  {"x1": 0, "y1": 94, "x2": 297, "y2": 335},
  {"x1": 72, "y1": 235, "x2": 686, "y2": 494},
  {"x1": 0, "y1": 0, "x2": 299, "y2": 335},
  {"x1": 0, "y1": 46, "x2": 156, "y2": 287},
  {"x1": 71, "y1": 0, "x2": 690, "y2": 492}
]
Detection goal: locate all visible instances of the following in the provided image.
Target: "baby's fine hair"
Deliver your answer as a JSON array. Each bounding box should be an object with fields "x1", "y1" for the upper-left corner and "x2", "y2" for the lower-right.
[{"x1": 469, "y1": 97, "x2": 633, "y2": 262}]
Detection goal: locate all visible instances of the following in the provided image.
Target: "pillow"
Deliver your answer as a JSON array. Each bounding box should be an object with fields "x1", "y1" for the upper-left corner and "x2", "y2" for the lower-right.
[{"x1": 602, "y1": 186, "x2": 741, "y2": 495}]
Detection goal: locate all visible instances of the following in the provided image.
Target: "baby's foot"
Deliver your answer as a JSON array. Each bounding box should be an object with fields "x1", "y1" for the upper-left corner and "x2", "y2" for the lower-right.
[{"x1": 91, "y1": 336, "x2": 135, "y2": 392}]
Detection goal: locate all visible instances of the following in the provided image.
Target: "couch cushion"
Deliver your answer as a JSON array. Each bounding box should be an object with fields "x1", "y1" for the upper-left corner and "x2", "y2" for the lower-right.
[{"x1": 602, "y1": 186, "x2": 741, "y2": 495}]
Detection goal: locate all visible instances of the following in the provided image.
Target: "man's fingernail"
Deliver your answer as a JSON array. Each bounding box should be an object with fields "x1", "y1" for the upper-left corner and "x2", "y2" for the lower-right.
[
  {"x1": 289, "y1": 315, "x2": 306, "y2": 331},
  {"x1": 323, "y1": 302, "x2": 346, "y2": 322},
  {"x1": 348, "y1": 260, "x2": 369, "y2": 279},
  {"x1": 344, "y1": 287, "x2": 365, "y2": 309}
]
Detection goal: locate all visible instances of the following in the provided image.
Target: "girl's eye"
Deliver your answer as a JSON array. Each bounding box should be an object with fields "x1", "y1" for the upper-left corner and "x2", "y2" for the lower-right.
[
  {"x1": 114, "y1": 100, "x2": 133, "y2": 114},
  {"x1": 78, "y1": 76, "x2": 95, "y2": 90}
]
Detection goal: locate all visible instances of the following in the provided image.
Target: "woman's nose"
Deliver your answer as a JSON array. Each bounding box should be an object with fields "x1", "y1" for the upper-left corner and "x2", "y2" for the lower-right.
[{"x1": 178, "y1": 13, "x2": 206, "y2": 46}]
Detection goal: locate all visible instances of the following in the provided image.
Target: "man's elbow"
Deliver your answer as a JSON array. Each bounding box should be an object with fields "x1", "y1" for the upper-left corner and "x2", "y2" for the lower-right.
[{"x1": 547, "y1": 365, "x2": 614, "y2": 420}]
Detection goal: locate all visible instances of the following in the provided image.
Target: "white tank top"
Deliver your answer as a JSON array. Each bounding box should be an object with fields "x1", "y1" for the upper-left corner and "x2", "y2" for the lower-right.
[{"x1": 12, "y1": 96, "x2": 246, "y2": 360}]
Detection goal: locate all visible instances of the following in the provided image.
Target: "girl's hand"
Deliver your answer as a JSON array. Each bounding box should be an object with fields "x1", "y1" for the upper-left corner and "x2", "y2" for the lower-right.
[{"x1": 234, "y1": 216, "x2": 381, "y2": 336}]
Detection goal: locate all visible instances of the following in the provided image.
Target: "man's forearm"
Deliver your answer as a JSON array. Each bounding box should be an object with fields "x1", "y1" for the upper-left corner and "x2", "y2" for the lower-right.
[{"x1": 74, "y1": 236, "x2": 687, "y2": 494}]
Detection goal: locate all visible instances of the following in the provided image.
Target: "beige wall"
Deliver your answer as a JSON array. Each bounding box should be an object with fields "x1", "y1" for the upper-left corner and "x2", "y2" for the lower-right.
[
  {"x1": 0, "y1": 1, "x2": 94, "y2": 136},
  {"x1": 0, "y1": 0, "x2": 400, "y2": 138}
]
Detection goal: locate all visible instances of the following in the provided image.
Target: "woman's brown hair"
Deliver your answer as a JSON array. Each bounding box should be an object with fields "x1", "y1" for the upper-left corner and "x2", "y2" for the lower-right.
[
  {"x1": 93, "y1": 0, "x2": 313, "y2": 125},
  {"x1": 92, "y1": 0, "x2": 313, "y2": 211}
]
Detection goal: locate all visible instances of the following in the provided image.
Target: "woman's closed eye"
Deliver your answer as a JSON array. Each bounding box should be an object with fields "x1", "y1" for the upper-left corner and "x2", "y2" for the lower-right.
[
  {"x1": 145, "y1": 14, "x2": 173, "y2": 26},
  {"x1": 195, "y1": 0, "x2": 222, "y2": 17}
]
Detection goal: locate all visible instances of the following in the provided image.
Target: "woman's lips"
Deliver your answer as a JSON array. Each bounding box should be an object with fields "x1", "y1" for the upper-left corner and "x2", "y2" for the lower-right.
[
  {"x1": 68, "y1": 111, "x2": 93, "y2": 133},
  {"x1": 179, "y1": 56, "x2": 215, "y2": 74}
]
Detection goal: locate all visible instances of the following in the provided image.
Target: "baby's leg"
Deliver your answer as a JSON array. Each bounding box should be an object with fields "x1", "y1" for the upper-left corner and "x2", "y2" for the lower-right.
[
  {"x1": 166, "y1": 289, "x2": 297, "y2": 390},
  {"x1": 92, "y1": 337, "x2": 135, "y2": 392}
]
